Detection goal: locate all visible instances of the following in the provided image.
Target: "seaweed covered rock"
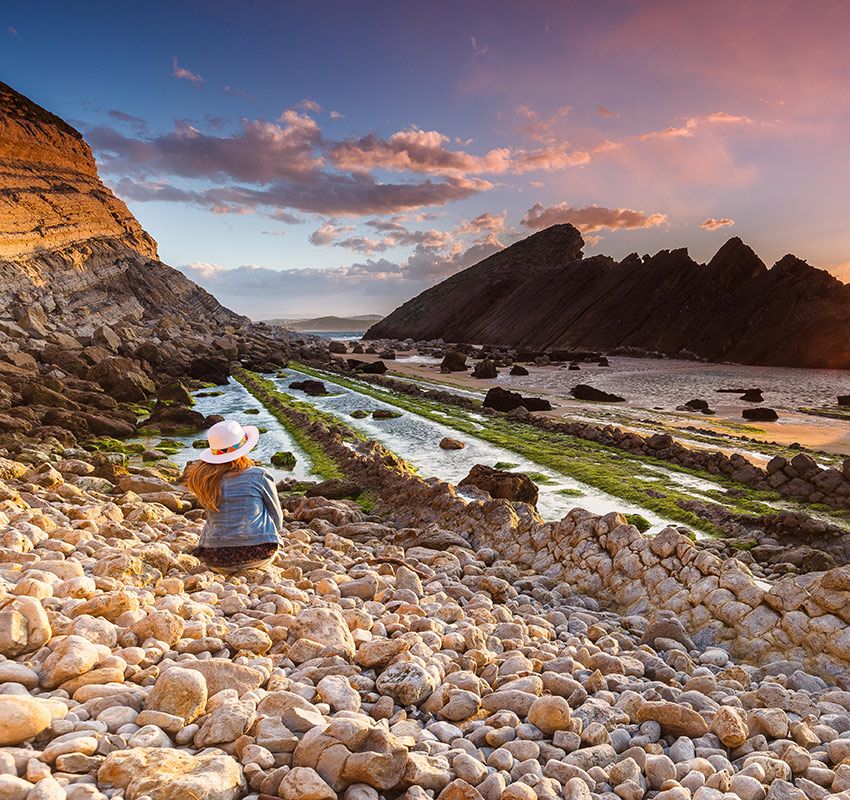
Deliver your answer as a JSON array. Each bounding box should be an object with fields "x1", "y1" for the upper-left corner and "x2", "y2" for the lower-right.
[{"x1": 271, "y1": 451, "x2": 297, "y2": 469}]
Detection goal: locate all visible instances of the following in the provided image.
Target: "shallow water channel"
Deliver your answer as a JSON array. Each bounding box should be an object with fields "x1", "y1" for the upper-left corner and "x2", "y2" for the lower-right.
[
  {"x1": 270, "y1": 369, "x2": 679, "y2": 531},
  {"x1": 134, "y1": 379, "x2": 315, "y2": 483}
]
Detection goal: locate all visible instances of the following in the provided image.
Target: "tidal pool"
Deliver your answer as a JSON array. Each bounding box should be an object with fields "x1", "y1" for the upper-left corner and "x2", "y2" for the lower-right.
[
  {"x1": 134, "y1": 379, "x2": 315, "y2": 482},
  {"x1": 271, "y1": 370, "x2": 679, "y2": 532}
]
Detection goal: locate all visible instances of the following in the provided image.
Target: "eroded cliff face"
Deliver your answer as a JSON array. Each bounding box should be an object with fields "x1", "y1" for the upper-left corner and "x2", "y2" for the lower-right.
[
  {"x1": 0, "y1": 81, "x2": 235, "y2": 326},
  {"x1": 0, "y1": 82, "x2": 288, "y2": 450}
]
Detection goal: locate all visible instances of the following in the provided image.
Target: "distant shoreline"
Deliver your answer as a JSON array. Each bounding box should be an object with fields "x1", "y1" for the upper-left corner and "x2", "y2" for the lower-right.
[{"x1": 262, "y1": 314, "x2": 382, "y2": 332}]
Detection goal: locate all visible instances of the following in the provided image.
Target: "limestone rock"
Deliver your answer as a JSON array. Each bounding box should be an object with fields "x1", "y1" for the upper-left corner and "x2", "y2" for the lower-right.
[
  {"x1": 278, "y1": 767, "x2": 336, "y2": 800},
  {"x1": 98, "y1": 747, "x2": 245, "y2": 800},
  {"x1": 146, "y1": 666, "x2": 207, "y2": 723},
  {"x1": 289, "y1": 606, "x2": 356, "y2": 659},
  {"x1": 0, "y1": 694, "x2": 68, "y2": 746},
  {"x1": 636, "y1": 701, "x2": 709, "y2": 737}
]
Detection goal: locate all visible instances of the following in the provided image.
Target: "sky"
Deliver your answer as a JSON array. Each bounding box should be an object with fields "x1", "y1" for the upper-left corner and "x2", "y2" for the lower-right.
[{"x1": 3, "y1": 0, "x2": 850, "y2": 319}]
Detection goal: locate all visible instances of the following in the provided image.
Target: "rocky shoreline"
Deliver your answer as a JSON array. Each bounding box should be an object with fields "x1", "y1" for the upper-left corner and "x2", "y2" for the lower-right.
[
  {"x1": 4, "y1": 374, "x2": 850, "y2": 799},
  {"x1": 5, "y1": 79, "x2": 850, "y2": 800}
]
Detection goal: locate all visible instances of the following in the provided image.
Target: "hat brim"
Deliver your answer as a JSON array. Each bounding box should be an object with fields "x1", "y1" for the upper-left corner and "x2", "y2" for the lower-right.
[{"x1": 198, "y1": 425, "x2": 260, "y2": 464}]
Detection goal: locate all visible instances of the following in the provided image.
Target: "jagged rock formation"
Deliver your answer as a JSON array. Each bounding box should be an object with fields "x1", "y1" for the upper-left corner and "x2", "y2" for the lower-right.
[
  {"x1": 367, "y1": 224, "x2": 850, "y2": 368},
  {"x1": 0, "y1": 81, "x2": 288, "y2": 449}
]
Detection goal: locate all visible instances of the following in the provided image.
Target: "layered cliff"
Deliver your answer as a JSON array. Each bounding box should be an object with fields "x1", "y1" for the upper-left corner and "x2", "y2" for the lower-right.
[
  {"x1": 0, "y1": 82, "x2": 288, "y2": 449},
  {"x1": 0, "y1": 81, "x2": 236, "y2": 326},
  {"x1": 367, "y1": 225, "x2": 850, "y2": 368}
]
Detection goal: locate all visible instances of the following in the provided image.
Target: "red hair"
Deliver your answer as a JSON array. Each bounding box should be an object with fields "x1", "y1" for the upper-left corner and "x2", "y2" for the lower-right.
[{"x1": 185, "y1": 456, "x2": 253, "y2": 511}]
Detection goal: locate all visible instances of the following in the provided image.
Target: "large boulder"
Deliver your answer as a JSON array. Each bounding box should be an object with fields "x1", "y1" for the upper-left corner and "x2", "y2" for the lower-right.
[
  {"x1": 98, "y1": 747, "x2": 245, "y2": 800},
  {"x1": 157, "y1": 380, "x2": 194, "y2": 405},
  {"x1": 290, "y1": 379, "x2": 330, "y2": 396},
  {"x1": 570, "y1": 384, "x2": 625, "y2": 402},
  {"x1": 88, "y1": 357, "x2": 155, "y2": 401},
  {"x1": 743, "y1": 407, "x2": 779, "y2": 421},
  {"x1": 187, "y1": 355, "x2": 232, "y2": 385},
  {"x1": 458, "y1": 464, "x2": 539, "y2": 506},
  {"x1": 0, "y1": 695, "x2": 68, "y2": 746},
  {"x1": 358, "y1": 360, "x2": 388, "y2": 374},
  {"x1": 483, "y1": 386, "x2": 551, "y2": 413},
  {"x1": 471, "y1": 359, "x2": 498, "y2": 379},
  {"x1": 440, "y1": 351, "x2": 467, "y2": 372},
  {"x1": 139, "y1": 404, "x2": 210, "y2": 433}
]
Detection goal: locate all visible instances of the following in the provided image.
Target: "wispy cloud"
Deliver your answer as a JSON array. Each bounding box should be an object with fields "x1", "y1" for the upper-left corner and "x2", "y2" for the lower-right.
[
  {"x1": 521, "y1": 201, "x2": 667, "y2": 234},
  {"x1": 640, "y1": 111, "x2": 751, "y2": 141},
  {"x1": 596, "y1": 106, "x2": 619, "y2": 118},
  {"x1": 178, "y1": 233, "x2": 504, "y2": 318},
  {"x1": 171, "y1": 57, "x2": 204, "y2": 87},
  {"x1": 107, "y1": 109, "x2": 148, "y2": 134},
  {"x1": 516, "y1": 105, "x2": 571, "y2": 144},
  {"x1": 470, "y1": 35, "x2": 489, "y2": 56},
  {"x1": 700, "y1": 217, "x2": 735, "y2": 230},
  {"x1": 223, "y1": 84, "x2": 255, "y2": 102},
  {"x1": 7, "y1": 26, "x2": 19, "y2": 38}
]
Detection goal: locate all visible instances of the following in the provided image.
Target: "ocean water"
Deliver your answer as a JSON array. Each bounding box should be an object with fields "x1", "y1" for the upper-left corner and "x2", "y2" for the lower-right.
[{"x1": 294, "y1": 330, "x2": 364, "y2": 341}]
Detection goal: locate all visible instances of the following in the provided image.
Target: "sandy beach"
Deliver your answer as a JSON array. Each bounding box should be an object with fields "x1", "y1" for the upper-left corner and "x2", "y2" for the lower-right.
[{"x1": 346, "y1": 350, "x2": 850, "y2": 458}]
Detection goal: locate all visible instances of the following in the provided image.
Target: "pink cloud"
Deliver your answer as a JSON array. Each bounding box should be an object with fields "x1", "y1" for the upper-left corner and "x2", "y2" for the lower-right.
[
  {"x1": 309, "y1": 220, "x2": 354, "y2": 245},
  {"x1": 700, "y1": 217, "x2": 735, "y2": 230},
  {"x1": 597, "y1": 106, "x2": 619, "y2": 118},
  {"x1": 329, "y1": 127, "x2": 599, "y2": 177},
  {"x1": 457, "y1": 211, "x2": 506, "y2": 235},
  {"x1": 90, "y1": 114, "x2": 322, "y2": 182},
  {"x1": 521, "y1": 201, "x2": 667, "y2": 233},
  {"x1": 515, "y1": 104, "x2": 572, "y2": 144},
  {"x1": 639, "y1": 112, "x2": 751, "y2": 141},
  {"x1": 223, "y1": 85, "x2": 255, "y2": 102},
  {"x1": 171, "y1": 58, "x2": 204, "y2": 87},
  {"x1": 329, "y1": 129, "x2": 513, "y2": 177}
]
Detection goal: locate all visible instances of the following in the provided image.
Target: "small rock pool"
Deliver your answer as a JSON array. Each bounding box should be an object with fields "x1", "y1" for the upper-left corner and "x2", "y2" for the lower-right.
[{"x1": 132, "y1": 379, "x2": 315, "y2": 483}]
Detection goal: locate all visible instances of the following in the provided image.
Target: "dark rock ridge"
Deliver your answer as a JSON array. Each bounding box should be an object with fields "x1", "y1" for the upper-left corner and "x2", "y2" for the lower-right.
[{"x1": 366, "y1": 224, "x2": 850, "y2": 369}]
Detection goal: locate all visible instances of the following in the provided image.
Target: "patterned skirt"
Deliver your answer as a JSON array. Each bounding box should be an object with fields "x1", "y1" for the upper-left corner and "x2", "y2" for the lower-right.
[{"x1": 193, "y1": 542, "x2": 278, "y2": 572}]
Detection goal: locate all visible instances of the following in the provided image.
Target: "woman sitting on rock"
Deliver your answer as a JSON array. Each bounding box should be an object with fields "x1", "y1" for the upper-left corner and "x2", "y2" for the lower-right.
[{"x1": 186, "y1": 419, "x2": 283, "y2": 573}]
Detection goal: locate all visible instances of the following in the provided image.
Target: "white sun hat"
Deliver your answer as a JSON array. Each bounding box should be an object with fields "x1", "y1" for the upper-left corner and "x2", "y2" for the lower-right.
[{"x1": 199, "y1": 419, "x2": 260, "y2": 464}]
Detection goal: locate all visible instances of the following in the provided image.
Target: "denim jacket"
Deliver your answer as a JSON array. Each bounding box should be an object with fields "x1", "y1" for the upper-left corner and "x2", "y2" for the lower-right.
[{"x1": 198, "y1": 467, "x2": 283, "y2": 548}]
